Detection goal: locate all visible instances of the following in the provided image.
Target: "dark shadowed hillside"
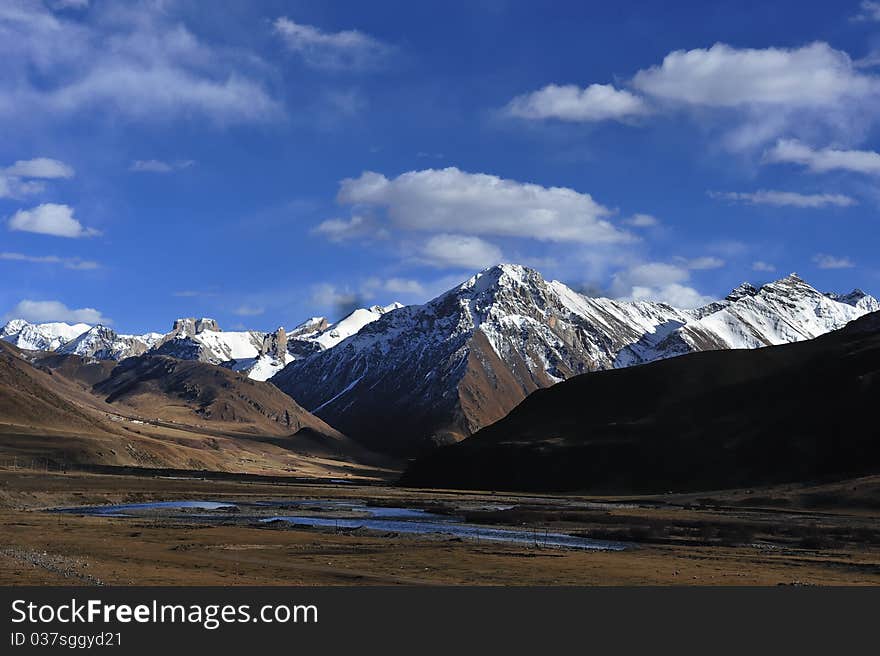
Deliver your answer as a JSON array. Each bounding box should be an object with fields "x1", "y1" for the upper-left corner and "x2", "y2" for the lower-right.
[{"x1": 401, "y1": 312, "x2": 880, "y2": 494}]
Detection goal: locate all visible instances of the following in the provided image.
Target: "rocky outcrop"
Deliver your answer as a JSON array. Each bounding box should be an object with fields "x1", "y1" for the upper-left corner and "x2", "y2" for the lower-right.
[{"x1": 260, "y1": 327, "x2": 288, "y2": 357}]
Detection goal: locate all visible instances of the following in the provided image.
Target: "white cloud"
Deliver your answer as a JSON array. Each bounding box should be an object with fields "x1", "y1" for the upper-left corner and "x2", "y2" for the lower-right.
[
  {"x1": 506, "y1": 83, "x2": 650, "y2": 122},
  {"x1": 311, "y1": 215, "x2": 389, "y2": 242},
  {"x1": 4, "y1": 299, "x2": 109, "y2": 324},
  {"x1": 0, "y1": 3, "x2": 280, "y2": 124},
  {"x1": 233, "y1": 304, "x2": 264, "y2": 317},
  {"x1": 855, "y1": 50, "x2": 880, "y2": 69},
  {"x1": 752, "y1": 260, "x2": 776, "y2": 272},
  {"x1": 0, "y1": 251, "x2": 98, "y2": 270},
  {"x1": 4, "y1": 157, "x2": 74, "y2": 179},
  {"x1": 764, "y1": 139, "x2": 880, "y2": 175},
  {"x1": 273, "y1": 17, "x2": 392, "y2": 70},
  {"x1": 612, "y1": 262, "x2": 690, "y2": 288},
  {"x1": 0, "y1": 157, "x2": 74, "y2": 199},
  {"x1": 7, "y1": 203, "x2": 100, "y2": 238},
  {"x1": 852, "y1": 1, "x2": 880, "y2": 21},
  {"x1": 508, "y1": 43, "x2": 880, "y2": 150},
  {"x1": 361, "y1": 276, "x2": 427, "y2": 298},
  {"x1": 309, "y1": 283, "x2": 363, "y2": 317},
  {"x1": 627, "y1": 42, "x2": 880, "y2": 150},
  {"x1": 418, "y1": 234, "x2": 503, "y2": 269},
  {"x1": 609, "y1": 262, "x2": 714, "y2": 308},
  {"x1": 0, "y1": 176, "x2": 44, "y2": 199},
  {"x1": 625, "y1": 283, "x2": 714, "y2": 308},
  {"x1": 130, "y1": 159, "x2": 195, "y2": 173},
  {"x1": 336, "y1": 168, "x2": 631, "y2": 244},
  {"x1": 623, "y1": 213, "x2": 659, "y2": 227},
  {"x1": 678, "y1": 256, "x2": 724, "y2": 270},
  {"x1": 709, "y1": 190, "x2": 856, "y2": 208},
  {"x1": 813, "y1": 254, "x2": 855, "y2": 269},
  {"x1": 381, "y1": 277, "x2": 426, "y2": 295},
  {"x1": 632, "y1": 42, "x2": 877, "y2": 108}
]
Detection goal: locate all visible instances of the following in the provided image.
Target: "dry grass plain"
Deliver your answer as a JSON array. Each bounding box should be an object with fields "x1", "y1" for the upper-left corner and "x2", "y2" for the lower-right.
[{"x1": 1, "y1": 467, "x2": 878, "y2": 586}]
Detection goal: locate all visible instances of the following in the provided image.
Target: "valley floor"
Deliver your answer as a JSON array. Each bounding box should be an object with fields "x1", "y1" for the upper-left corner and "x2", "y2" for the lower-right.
[{"x1": 1, "y1": 468, "x2": 879, "y2": 586}]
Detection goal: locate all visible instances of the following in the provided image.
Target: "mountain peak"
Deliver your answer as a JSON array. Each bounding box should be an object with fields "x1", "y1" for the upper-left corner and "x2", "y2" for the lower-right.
[
  {"x1": 757, "y1": 272, "x2": 816, "y2": 297},
  {"x1": 781, "y1": 272, "x2": 805, "y2": 283},
  {"x1": 725, "y1": 282, "x2": 759, "y2": 302},
  {"x1": 725, "y1": 273, "x2": 821, "y2": 305},
  {"x1": 487, "y1": 262, "x2": 536, "y2": 281},
  {"x1": 456, "y1": 263, "x2": 543, "y2": 297},
  {"x1": 0, "y1": 319, "x2": 29, "y2": 337}
]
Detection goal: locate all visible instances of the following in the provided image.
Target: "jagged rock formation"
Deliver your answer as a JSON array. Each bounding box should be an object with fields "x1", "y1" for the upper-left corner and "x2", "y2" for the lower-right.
[{"x1": 0, "y1": 306, "x2": 403, "y2": 382}]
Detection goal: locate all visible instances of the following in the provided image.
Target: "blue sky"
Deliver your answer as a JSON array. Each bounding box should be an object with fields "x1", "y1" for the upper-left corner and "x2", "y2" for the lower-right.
[{"x1": 2, "y1": 0, "x2": 880, "y2": 333}]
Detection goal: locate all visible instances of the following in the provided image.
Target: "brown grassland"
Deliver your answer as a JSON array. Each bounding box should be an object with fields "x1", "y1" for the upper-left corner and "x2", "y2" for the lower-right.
[{"x1": 1, "y1": 467, "x2": 879, "y2": 586}]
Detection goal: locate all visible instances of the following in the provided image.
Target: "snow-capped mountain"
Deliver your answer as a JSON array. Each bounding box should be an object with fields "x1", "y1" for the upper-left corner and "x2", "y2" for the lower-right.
[
  {"x1": 57, "y1": 325, "x2": 162, "y2": 361},
  {"x1": 312, "y1": 303, "x2": 404, "y2": 350},
  {"x1": 1, "y1": 320, "x2": 91, "y2": 351},
  {"x1": 4, "y1": 264, "x2": 876, "y2": 443},
  {"x1": 153, "y1": 317, "x2": 266, "y2": 365},
  {"x1": 0, "y1": 301, "x2": 404, "y2": 381},
  {"x1": 271, "y1": 264, "x2": 879, "y2": 454},
  {"x1": 230, "y1": 304, "x2": 403, "y2": 380},
  {"x1": 615, "y1": 273, "x2": 874, "y2": 366},
  {"x1": 825, "y1": 289, "x2": 880, "y2": 313},
  {"x1": 148, "y1": 306, "x2": 403, "y2": 379},
  {"x1": 228, "y1": 326, "x2": 320, "y2": 382},
  {"x1": 289, "y1": 316, "x2": 330, "y2": 339}
]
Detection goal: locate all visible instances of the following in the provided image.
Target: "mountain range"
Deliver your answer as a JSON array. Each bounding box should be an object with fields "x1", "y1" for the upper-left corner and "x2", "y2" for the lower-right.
[
  {"x1": 3, "y1": 264, "x2": 877, "y2": 457},
  {"x1": 1, "y1": 302, "x2": 403, "y2": 381},
  {"x1": 401, "y1": 310, "x2": 880, "y2": 493},
  {"x1": 272, "y1": 265, "x2": 878, "y2": 453}
]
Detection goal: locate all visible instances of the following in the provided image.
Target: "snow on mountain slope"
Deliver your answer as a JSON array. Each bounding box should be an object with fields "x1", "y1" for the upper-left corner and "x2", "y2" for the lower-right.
[
  {"x1": 272, "y1": 264, "x2": 878, "y2": 454},
  {"x1": 57, "y1": 325, "x2": 155, "y2": 361},
  {"x1": 826, "y1": 289, "x2": 880, "y2": 313},
  {"x1": 0, "y1": 301, "x2": 402, "y2": 375},
  {"x1": 272, "y1": 264, "x2": 691, "y2": 452},
  {"x1": 151, "y1": 318, "x2": 262, "y2": 365},
  {"x1": 312, "y1": 303, "x2": 404, "y2": 350},
  {"x1": 188, "y1": 327, "x2": 264, "y2": 361},
  {"x1": 0, "y1": 319, "x2": 28, "y2": 338},
  {"x1": 618, "y1": 274, "x2": 875, "y2": 365},
  {"x1": 289, "y1": 316, "x2": 330, "y2": 339},
  {"x1": 0, "y1": 320, "x2": 90, "y2": 351},
  {"x1": 3, "y1": 266, "x2": 874, "y2": 418}
]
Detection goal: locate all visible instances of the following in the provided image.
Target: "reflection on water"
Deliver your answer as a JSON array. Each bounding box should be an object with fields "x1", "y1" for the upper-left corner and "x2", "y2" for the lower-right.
[
  {"x1": 57, "y1": 500, "x2": 236, "y2": 515},
  {"x1": 55, "y1": 499, "x2": 629, "y2": 551}
]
